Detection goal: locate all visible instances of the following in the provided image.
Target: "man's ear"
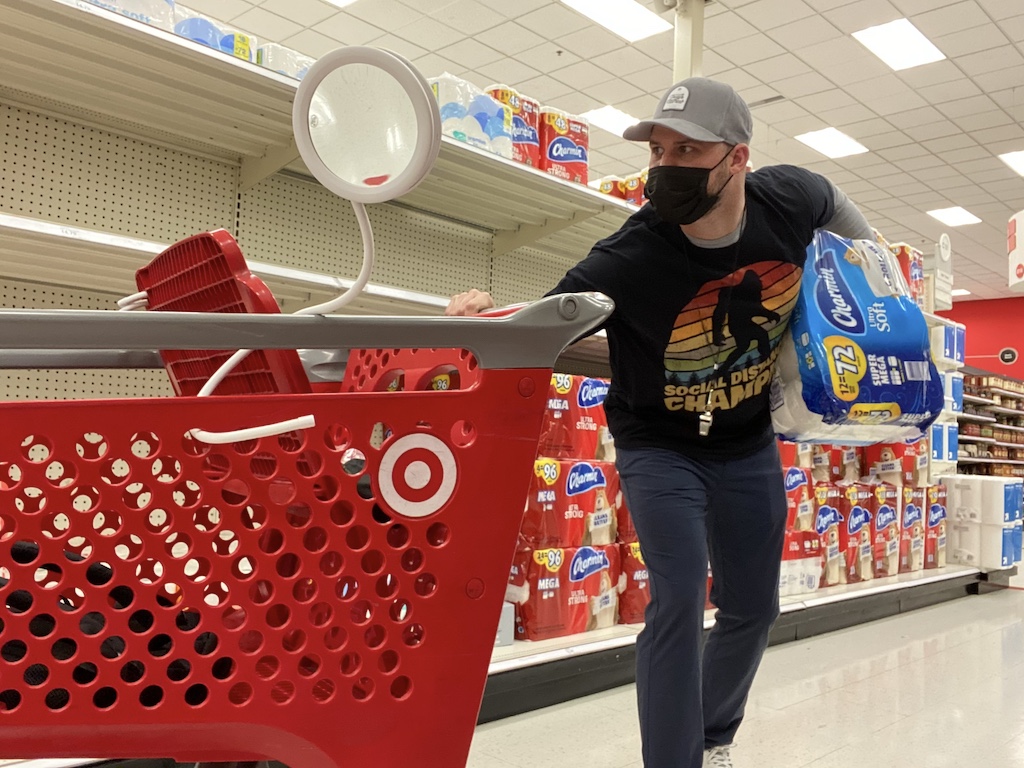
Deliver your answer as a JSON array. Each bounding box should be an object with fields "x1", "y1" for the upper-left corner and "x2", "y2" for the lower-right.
[{"x1": 731, "y1": 144, "x2": 751, "y2": 173}]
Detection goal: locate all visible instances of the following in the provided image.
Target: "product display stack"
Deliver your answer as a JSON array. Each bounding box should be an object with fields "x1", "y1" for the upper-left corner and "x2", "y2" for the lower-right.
[{"x1": 506, "y1": 374, "x2": 640, "y2": 641}]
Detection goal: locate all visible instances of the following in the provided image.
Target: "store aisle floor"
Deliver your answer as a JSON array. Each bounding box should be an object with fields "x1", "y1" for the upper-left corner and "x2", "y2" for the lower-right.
[{"x1": 469, "y1": 588, "x2": 1024, "y2": 767}]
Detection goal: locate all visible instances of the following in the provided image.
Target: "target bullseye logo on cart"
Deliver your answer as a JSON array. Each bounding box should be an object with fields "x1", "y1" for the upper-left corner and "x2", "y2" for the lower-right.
[{"x1": 378, "y1": 434, "x2": 457, "y2": 518}]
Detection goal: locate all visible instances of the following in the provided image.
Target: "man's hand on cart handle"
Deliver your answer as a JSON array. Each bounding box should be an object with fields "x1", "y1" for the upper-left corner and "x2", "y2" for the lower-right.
[{"x1": 445, "y1": 289, "x2": 495, "y2": 316}]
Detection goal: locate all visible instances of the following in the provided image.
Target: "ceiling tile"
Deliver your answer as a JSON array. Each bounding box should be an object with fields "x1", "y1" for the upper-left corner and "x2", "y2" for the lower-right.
[
  {"x1": 229, "y1": 6, "x2": 303, "y2": 39},
  {"x1": 631, "y1": 30, "x2": 674, "y2": 62},
  {"x1": 473, "y1": 0, "x2": 548, "y2": 17},
  {"x1": 346, "y1": 0, "x2": 421, "y2": 28},
  {"x1": 957, "y1": 157, "x2": 1014, "y2": 174},
  {"x1": 976, "y1": 0, "x2": 1024, "y2": 20},
  {"x1": 520, "y1": 42, "x2": 582, "y2": 75},
  {"x1": 887, "y1": 106, "x2": 946, "y2": 130},
  {"x1": 715, "y1": 68, "x2": 764, "y2": 93},
  {"x1": 773, "y1": 72, "x2": 838, "y2": 99},
  {"x1": 439, "y1": 37, "x2": 505, "y2": 70},
  {"x1": 752, "y1": 100, "x2": 811, "y2": 124},
  {"x1": 912, "y1": 166, "x2": 967, "y2": 182},
  {"x1": 843, "y1": 117, "x2": 897, "y2": 137},
  {"x1": 474, "y1": 21, "x2": 545, "y2": 57},
  {"x1": 735, "y1": 0, "x2": 816, "y2": 29},
  {"x1": 515, "y1": 74, "x2": 575, "y2": 104},
  {"x1": 282, "y1": 28, "x2": 340, "y2": 57},
  {"x1": 903, "y1": 120, "x2": 962, "y2": 142},
  {"x1": 766, "y1": 12, "x2": 844, "y2": 50},
  {"x1": 804, "y1": 0, "x2": 850, "y2": 10},
  {"x1": 934, "y1": 23, "x2": 1010, "y2": 58},
  {"x1": 824, "y1": 0, "x2": 904, "y2": 33},
  {"x1": 867, "y1": 91, "x2": 928, "y2": 115},
  {"x1": 538, "y1": 91, "x2": 595, "y2": 116},
  {"x1": 619, "y1": 93, "x2": 661, "y2": 121},
  {"x1": 916, "y1": 78, "x2": 982, "y2": 103},
  {"x1": 431, "y1": 0, "x2": 505, "y2": 35},
  {"x1": 773, "y1": 115, "x2": 830, "y2": 137},
  {"x1": 878, "y1": 143, "x2": 931, "y2": 161},
  {"x1": 513, "y1": 3, "x2": 590, "y2": 38},
  {"x1": 590, "y1": 47, "x2": 661, "y2": 78},
  {"x1": 583, "y1": 78, "x2": 645, "y2": 106},
  {"x1": 972, "y1": 123, "x2": 1024, "y2": 143},
  {"x1": 896, "y1": 60, "x2": 966, "y2": 89},
  {"x1": 796, "y1": 89, "x2": 856, "y2": 113},
  {"x1": 259, "y1": 0, "x2": 336, "y2": 26},
  {"x1": 186, "y1": 0, "x2": 252, "y2": 22},
  {"x1": 943, "y1": 146, "x2": 996, "y2": 163},
  {"x1": 956, "y1": 46, "x2": 1024, "y2": 77},
  {"x1": 739, "y1": 84, "x2": 783, "y2": 105},
  {"x1": 716, "y1": 34, "x2": 787, "y2": 66},
  {"x1": 702, "y1": 51, "x2": 733, "y2": 76},
  {"x1": 555, "y1": 24, "x2": 625, "y2": 59},
  {"x1": 912, "y1": 1, "x2": 991, "y2": 38},
  {"x1": 745, "y1": 53, "x2": 812, "y2": 83},
  {"x1": 973, "y1": 65, "x2": 1024, "y2": 92},
  {"x1": 475, "y1": 57, "x2": 542, "y2": 88},
  {"x1": 553, "y1": 61, "x2": 616, "y2": 91},
  {"x1": 860, "y1": 130, "x2": 915, "y2": 150},
  {"x1": 819, "y1": 54, "x2": 893, "y2": 87},
  {"x1": 314, "y1": 11, "x2": 383, "y2": 44},
  {"x1": 621, "y1": 64, "x2": 675, "y2": 94},
  {"x1": 922, "y1": 134, "x2": 980, "y2": 153},
  {"x1": 392, "y1": 16, "x2": 463, "y2": 48},
  {"x1": 936, "y1": 94, "x2": 1000, "y2": 119},
  {"x1": 895, "y1": 155, "x2": 947, "y2": 172},
  {"x1": 819, "y1": 103, "x2": 880, "y2": 126},
  {"x1": 415, "y1": 54, "x2": 464, "y2": 78},
  {"x1": 704, "y1": 12, "x2": 759, "y2": 47},
  {"x1": 891, "y1": 0, "x2": 961, "y2": 13},
  {"x1": 373, "y1": 34, "x2": 429, "y2": 61},
  {"x1": 954, "y1": 109, "x2": 1015, "y2": 132},
  {"x1": 1002, "y1": 14, "x2": 1024, "y2": 42}
]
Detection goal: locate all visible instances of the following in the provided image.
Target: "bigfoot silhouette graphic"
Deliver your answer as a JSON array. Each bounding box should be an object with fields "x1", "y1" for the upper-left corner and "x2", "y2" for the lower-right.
[{"x1": 710, "y1": 269, "x2": 780, "y2": 378}]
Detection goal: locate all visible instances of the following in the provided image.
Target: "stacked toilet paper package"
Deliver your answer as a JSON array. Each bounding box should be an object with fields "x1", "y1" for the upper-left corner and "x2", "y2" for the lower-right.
[
  {"x1": 84, "y1": 0, "x2": 314, "y2": 78},
  {"x1": 591, "y1": 169, "x2": 648, "y2": 206}
]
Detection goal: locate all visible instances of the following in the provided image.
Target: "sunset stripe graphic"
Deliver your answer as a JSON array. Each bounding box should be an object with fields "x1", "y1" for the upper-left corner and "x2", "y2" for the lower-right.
[{"x1": 664, "y1": 262, "x2": 801, "y2": 377}]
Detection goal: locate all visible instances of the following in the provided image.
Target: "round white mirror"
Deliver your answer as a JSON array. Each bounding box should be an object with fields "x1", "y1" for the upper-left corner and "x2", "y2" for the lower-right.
[{"x1": 293, "y1": 46, "x2": 442, "y2": 205}]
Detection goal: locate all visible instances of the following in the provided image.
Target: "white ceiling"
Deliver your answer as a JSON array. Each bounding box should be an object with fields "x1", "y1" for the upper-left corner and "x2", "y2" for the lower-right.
[{"x1": 184, "y1": 0, "x2": 1024, "y2": 301}]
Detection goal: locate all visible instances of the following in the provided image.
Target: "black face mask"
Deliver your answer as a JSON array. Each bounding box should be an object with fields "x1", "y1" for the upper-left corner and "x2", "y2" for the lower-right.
[{"x1": 645, "y1": 149, "x2": 735, "y2": 226}]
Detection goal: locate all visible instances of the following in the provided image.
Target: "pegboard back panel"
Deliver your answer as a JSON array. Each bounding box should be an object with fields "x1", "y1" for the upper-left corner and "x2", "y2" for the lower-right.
[
  {"x1": 237, "y1": 174, "x2": 492, "y2": 301},
  {"x1": 490, "y1": 246, "x2": 581, "y2": 307},
  {"x1": 0, "y1": 279, "x2": 172, "y2": 400},
  {"x1": 0, "y1": 102, "x2": 237, "y2": 242}
]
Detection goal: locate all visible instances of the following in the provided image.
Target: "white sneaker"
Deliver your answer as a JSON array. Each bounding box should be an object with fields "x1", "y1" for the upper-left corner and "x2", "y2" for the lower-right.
[{"x1": 703, "y1": 745, "x2": 734, "y2": 768}]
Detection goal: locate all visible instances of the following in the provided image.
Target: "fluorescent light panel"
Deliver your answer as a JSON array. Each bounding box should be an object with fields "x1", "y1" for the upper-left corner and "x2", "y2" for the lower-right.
[
  {"x1": 853, "y1": 19, "x2": 946, "y2": 71},
  {"x1": 1000, "y1": 150, "x2": 1024, "y2": 177},
  {"x1": 794, "y1": 128, "x2": 869, "y2": 159},
  {"x1": 560, "y1": 0, "x2": 671, "y2": 43},
  {"x1": 951, "y1": 288, "x2": 972, "y2": 297},
  {"x1": 928, "y1": 207, "x2": 981, "y2": 227},
  {"x1": 581, "y1": 105, "x2": 640, "y2": 137}
]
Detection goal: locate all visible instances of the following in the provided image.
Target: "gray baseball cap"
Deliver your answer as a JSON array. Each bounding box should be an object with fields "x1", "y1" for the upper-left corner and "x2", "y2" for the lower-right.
[{"x1": 623, "y1": 77, "x2": 752, "y2": 145}]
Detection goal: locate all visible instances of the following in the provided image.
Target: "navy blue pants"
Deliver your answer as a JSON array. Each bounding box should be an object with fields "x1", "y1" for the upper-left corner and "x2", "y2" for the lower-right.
[{"x1": 616, "y1": 441, "x2": 787, "y2": 768}]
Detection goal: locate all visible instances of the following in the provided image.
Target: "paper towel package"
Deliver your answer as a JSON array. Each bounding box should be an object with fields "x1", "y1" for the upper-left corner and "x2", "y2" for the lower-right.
[
  {"x1": 771, "y1": 231, "x2": 944, "y2": 444},
  {"x1": 487, "y1": 85, "x2": 541, "y2": 166},
  {"x1": 540, "y1": 107, "x2": 589, "y2": 184},
  {"x1": 173, "y1": 6, "x2": 221, "y2": 48},
  {"x1": 784, "y1": 467, "x2": 814, "y2": 532},
  {"x1": 778, "y1": 439, "x2": 813, "y2": 468},
  {"x1": 871, "y1": 483, "x2": 901, "y2": 578},
  {"x1": 430, "y1": 74, "x2": 512, "y2": 158},
  {"x1": 87, "y1": 0, "x2": 175, "y2": 30}
]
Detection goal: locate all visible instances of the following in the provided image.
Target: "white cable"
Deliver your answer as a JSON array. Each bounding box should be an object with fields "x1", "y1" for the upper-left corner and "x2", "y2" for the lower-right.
[
  {"x1": 189, "y1": 415, "x2": 317, "y2": 445},
  {"x1": 196, "y1": 348, "x2": 253, "y2": 398},
  {"x1": 118, "y1": 290, "x2": 148, "y2": 308}
]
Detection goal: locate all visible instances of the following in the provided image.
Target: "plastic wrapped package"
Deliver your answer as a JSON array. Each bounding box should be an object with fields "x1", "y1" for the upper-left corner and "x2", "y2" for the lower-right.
[
  {"x1": 771, "y1": 231, "x2": 943, "y2": 445},
  {"x1": 428, "y1": 73, "x2": 513, "y2": 158},
  {"x1": 86, "y1": 0, "x2": 175, "y2": 30},
  {"x1": 257, "y1": 43, "x2": 315, "y2": 80},
  {"x1": 173, "y1": 5, "x2": 221, "y2": 48}
]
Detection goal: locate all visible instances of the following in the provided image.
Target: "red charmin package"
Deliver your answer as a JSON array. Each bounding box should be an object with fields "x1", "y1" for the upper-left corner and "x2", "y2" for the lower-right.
[
  {"x1": 537, "y1": 374, "x2": 614, "y2": 461},
  {"x1": 521, "y1": 458, "x2": 619, "y2": 549},
  {"x1": 618, "y1": 541, "x2": 649, "y2": 624}
]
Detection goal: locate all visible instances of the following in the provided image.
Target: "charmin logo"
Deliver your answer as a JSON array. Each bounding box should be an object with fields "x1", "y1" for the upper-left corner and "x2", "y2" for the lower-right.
[
  {"x1": 548, "y1": 136, "x2": 588, "y2": 163},
  {"x1": 569, "y1": 546, "x2": 610, "y2": 582},
  {"x1": 815, "y1": 506, "x2": 844, "y2": 535},
  {"x1": 512, "y1": 115, "x2": 540, "y2": 145},
  {"x1": 566, "y1": 463, "x2": 607, "y2": 496},
  {"x1": 847, "y1": 506, "x2": 872, "y2": 535},
  {"x1": 578, "y1": 378, "x2": 609, "y2": 408},
  {"x1": 928, "y1": 503, "x2": 946, "y2": 528},
  {"x1": 876, "y1": 505, "x2": 897, "y2": 529},
  {"x1": 814, "y1": 247, "x2": 866, "y2": 334},
  {"x1": 904, "y1": 503, "x2": 923, "y2": 526},
  {"x1": 785, "y1": 468, "x2": 808, "y2": 493}
]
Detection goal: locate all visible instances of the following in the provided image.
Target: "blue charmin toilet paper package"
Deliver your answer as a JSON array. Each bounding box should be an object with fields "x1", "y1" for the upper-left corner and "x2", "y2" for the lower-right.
[{"x1": 771, "y1": 230, "x2": 943, "y2": 445}]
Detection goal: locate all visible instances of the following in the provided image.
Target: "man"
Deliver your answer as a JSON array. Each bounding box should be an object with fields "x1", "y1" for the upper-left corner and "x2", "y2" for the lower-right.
[{"x1": 447, "y1": 78, "x2": 874, "y2": 768}]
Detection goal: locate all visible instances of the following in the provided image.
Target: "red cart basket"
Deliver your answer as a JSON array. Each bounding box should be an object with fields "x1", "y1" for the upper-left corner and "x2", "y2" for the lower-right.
[{"x1": 0, "y1": 246, "x2": 611, "y2": 768}]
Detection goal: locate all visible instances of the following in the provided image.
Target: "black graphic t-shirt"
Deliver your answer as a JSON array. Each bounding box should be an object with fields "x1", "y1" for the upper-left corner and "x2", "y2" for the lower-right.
[{"x1": 548, "y1": 165, "x2": 835, "y2": 460}]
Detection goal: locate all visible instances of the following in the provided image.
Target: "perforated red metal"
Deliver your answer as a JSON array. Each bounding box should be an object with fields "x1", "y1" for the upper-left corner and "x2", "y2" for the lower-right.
[{"x1": 0, "y1": 376, "x2": 547, "y2": 767}]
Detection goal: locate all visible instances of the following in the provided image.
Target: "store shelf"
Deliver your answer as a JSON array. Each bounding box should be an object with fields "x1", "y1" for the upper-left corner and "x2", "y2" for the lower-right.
[
  {"x1": 0, "y1": 0, "x2": 636, "y2": 260},
  {"x1": 958, "y1": 412, "x2": 998, "y2": 423},
  {"x1": 989, "y1": 387, "x2": 1024, "y2": 400},
  {"x1": 487, "y1": 565, "x2": 981, "y2": 673},
  {"x1": 994, "y1": 440, "x2": 1024, "y2": 449},
  {"x1": 996, "y1": 423, "x2": 1024, "y2": 433},
  {"x1": 959, "y1": 435, "x2": 996, "y2": 444},
  {"x1": 958, "y1": 457, "x2": 1024, "y2": 466},
  {"x1": 964, "y1": 393, "x2": 999, "y2": 406},
  {"x1": 0, "y1": 213, "x2": 611, "y2": 374},
  {"x1": 988, "y1": 405, "x2": 1024, "y2": 417}
]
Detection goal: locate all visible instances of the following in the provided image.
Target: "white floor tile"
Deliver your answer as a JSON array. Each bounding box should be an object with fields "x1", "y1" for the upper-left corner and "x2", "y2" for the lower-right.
[{"x1": 473, "y1": 589, "x2": 1024, "y2": 768}]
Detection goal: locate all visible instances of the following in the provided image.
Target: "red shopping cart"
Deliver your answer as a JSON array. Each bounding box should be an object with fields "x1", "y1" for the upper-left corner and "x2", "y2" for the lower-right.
[{"x1": 0, "y1": 257, "x2": 612, "y2": 768}]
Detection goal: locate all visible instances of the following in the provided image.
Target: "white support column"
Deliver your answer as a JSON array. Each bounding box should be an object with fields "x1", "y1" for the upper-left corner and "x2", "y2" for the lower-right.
[{"x1": 673, "y1": 0, "x2": 706, "y2": 81}]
